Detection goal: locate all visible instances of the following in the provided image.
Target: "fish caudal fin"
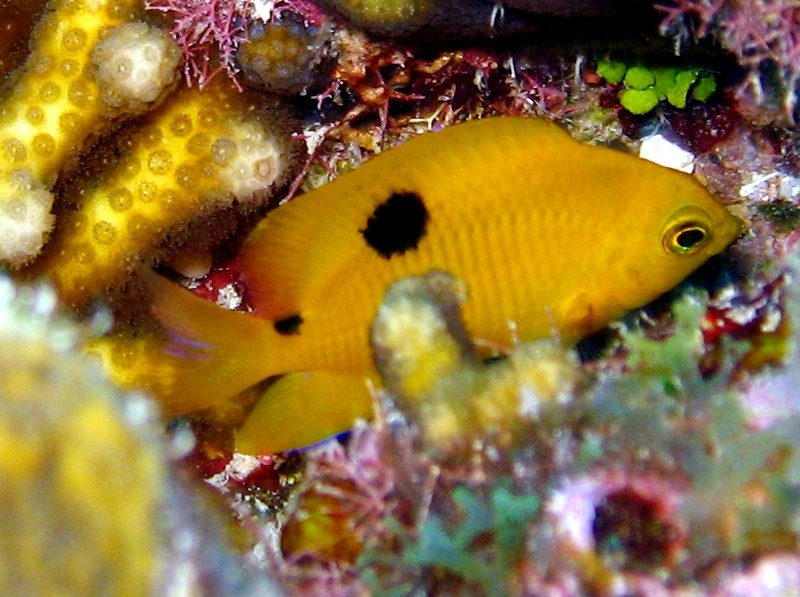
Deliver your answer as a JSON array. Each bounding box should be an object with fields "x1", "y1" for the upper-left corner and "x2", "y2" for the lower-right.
[
  {"x1": 236, "y1": 371, "x2": 374, "y2": 454},
  {"x1": 114, "y1": 272, "x2": 281, "y2": 415}
]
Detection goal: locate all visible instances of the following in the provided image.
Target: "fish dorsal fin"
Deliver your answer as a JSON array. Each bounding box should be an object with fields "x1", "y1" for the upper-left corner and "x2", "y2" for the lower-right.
[
  {"x1": 237, "y1": 117, "x2": 576, "y2": 318},
  {"x1": 235, "y1": 371, "x2": 373, "y2": 453},
  {"x1": 237, "y1": 176, "x2": 374, "y2": 317}
]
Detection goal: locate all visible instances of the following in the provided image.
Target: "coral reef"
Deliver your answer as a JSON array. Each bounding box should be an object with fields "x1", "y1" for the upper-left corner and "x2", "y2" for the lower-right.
[
  {"x1": 658, "y1": 0, "x2": 800, "y2": 123},
  {"x1": 596, "y1": 58, "x2": 717, "y2": 114},
  {"x1": 371, "y1": 271, "x2": 580, "y2": 452},
  {"x1": 92, "y1": 21, "x2": 182, "y2": 115},
  {"x1": 317, "y1": 0, "x2": 651, "y2": 38},
  {"x1": 0, "y1": 274, "x2": 285, "y2": 596},
  {"x1": 145, "y1": 0, "x2": 253, "y2": 88},
  {"x1": 0, "y1": 0, "x2": 47, "y2": 79},
  {"x1": 0, "y1": 0, "x2": 177, "y2": 268},
  {"x1": 86, "y1": 115, "x2": 739, "y2": 457},
  {"x1": 29, "y1": 76, "x2": 294, "y2": 306},
  {"x1": 273, "y1": 262, "x2": 800, "y2": 596},
  {"x1": 0, "y1": 277, "x2": 161, "y2": 596},
  {"x1": 3, "y1": 1, "x2": 800, "y2": 595},
  {"x1": 237, "y1": 13, "x2": 333, "y2": 95}
]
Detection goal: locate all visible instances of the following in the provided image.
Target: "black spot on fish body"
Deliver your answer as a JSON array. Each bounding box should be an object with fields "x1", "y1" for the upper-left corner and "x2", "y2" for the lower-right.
[
  {"x1": 274, "y1": 314, "x2": 304, "y2": 335},
  {"x1": 361, "y1": 191, "x2": 429, "y2": 258}
]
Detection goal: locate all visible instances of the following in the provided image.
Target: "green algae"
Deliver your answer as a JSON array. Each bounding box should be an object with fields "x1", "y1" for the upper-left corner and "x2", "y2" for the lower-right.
[
  {"x1": 361, "y1": 483, "x2": 541, "y2": 596},
  {"x1": 597, "y1": 58, "x2": 718, "y2": 114}
]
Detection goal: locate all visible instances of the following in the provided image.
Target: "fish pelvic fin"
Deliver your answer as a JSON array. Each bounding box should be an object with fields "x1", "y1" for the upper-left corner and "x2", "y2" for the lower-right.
[{"x1": 236, "y1": 371, "x2": 374, "y2": 454}]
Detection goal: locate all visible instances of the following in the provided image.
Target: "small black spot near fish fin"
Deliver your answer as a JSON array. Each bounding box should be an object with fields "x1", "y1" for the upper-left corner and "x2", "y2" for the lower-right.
[
  {"x1": 274, "y1": 313, "x2": 304, "y2": 335},
  {"x1": 360, "y1": 191, "x2": 429, "y2": 258}
]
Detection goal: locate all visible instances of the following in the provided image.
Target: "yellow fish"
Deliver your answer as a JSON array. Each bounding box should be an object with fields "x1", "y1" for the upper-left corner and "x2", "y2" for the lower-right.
[{"x1": 117, "y1": 117, "x2": 741, "y2": 453}]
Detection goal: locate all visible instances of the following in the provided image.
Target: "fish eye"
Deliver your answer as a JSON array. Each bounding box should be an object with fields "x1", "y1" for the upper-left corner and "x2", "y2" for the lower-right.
[{"x1": 663, "y1": 221, "x2": 710, "y2": 255}]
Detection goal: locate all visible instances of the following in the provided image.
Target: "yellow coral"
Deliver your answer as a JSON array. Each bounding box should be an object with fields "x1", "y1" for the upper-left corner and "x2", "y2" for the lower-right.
[
  {"x1": 0, "y1": 0, "x2": 179, "y2": 268},
  {"x1": 371, "y1": 271, "x2": 580, "y2": 450},
  {"x1": 30, "y1": 77, "x2": 292, "y2": 305},
  {"x1": 0, "y1": 279, "x2": 164, "y2": 596}
]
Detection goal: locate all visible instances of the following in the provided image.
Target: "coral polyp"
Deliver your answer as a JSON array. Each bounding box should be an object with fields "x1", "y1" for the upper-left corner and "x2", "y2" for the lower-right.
[
  {"x1": 0, "y1": 0, "x2": 174, "y2": 268},
  {"x1": 92, "y1": 21, "x2": 182, "y2": 115}
]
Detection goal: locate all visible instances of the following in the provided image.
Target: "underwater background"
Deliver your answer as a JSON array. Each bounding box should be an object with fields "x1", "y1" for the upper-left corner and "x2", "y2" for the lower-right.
[{"x1": 1, "y1": 0, "x2": 800, "y2": 595}]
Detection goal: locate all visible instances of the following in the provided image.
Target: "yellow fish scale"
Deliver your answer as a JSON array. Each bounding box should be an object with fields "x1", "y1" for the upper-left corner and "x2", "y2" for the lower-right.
[{"x1": 95, "y1": 117, "x2": 741, "y2": 453}]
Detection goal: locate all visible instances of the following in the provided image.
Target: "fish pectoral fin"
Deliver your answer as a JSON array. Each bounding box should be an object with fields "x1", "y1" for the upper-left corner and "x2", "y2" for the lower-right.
[
  {"x1": 235, "y1": 371, "x2": 375, "y2": 454},
  {"x1": 560, "y1": 292, "x2": 599, "y2": 343}
]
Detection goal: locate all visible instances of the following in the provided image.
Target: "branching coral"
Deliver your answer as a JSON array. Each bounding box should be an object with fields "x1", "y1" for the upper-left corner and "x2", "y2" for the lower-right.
[
  {"x1": 0, "y1": 0, "x2": 180, "y2": 268},
  {"x1": 28, "y1": 76, "x2": 294, "y2": 306},
  {"x1": 92, "y1": 21, "x2": 183, "y2": 115}
]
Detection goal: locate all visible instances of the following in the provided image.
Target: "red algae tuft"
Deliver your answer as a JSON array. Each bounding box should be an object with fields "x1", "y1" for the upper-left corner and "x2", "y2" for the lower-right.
[{"x1": 146, "y1": 0, "x2": 252, "y2": 88}]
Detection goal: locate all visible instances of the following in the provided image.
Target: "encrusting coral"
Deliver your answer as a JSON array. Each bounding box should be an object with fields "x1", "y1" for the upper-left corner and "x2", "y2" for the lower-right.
[
  {"x1": 0, "y1": 273, "x2": 287, "y2": 597},
  {"x1": 371, "y1": 270, "x2": 580, "y2": 451},
  {"x1": 29, "y1": 76, "x2": 295, "y2": 306},
  {"x1": 0, "y1": 0, "x2": 181, "y2": 268}
]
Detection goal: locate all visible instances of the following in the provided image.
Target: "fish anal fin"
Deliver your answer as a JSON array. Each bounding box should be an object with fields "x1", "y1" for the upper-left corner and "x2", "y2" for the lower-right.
[{"x1": 235, "y1": 371, "x2": 374, "y2": 454}]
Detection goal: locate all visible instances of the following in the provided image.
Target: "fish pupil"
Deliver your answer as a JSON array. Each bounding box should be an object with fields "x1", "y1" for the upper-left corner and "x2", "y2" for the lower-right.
[
  {"x1": 675, "y1": 227, "x2": 706, "y2": 249},
  {"x1": 361, "y1": 191, "x2": 429, "y2": 259}
]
